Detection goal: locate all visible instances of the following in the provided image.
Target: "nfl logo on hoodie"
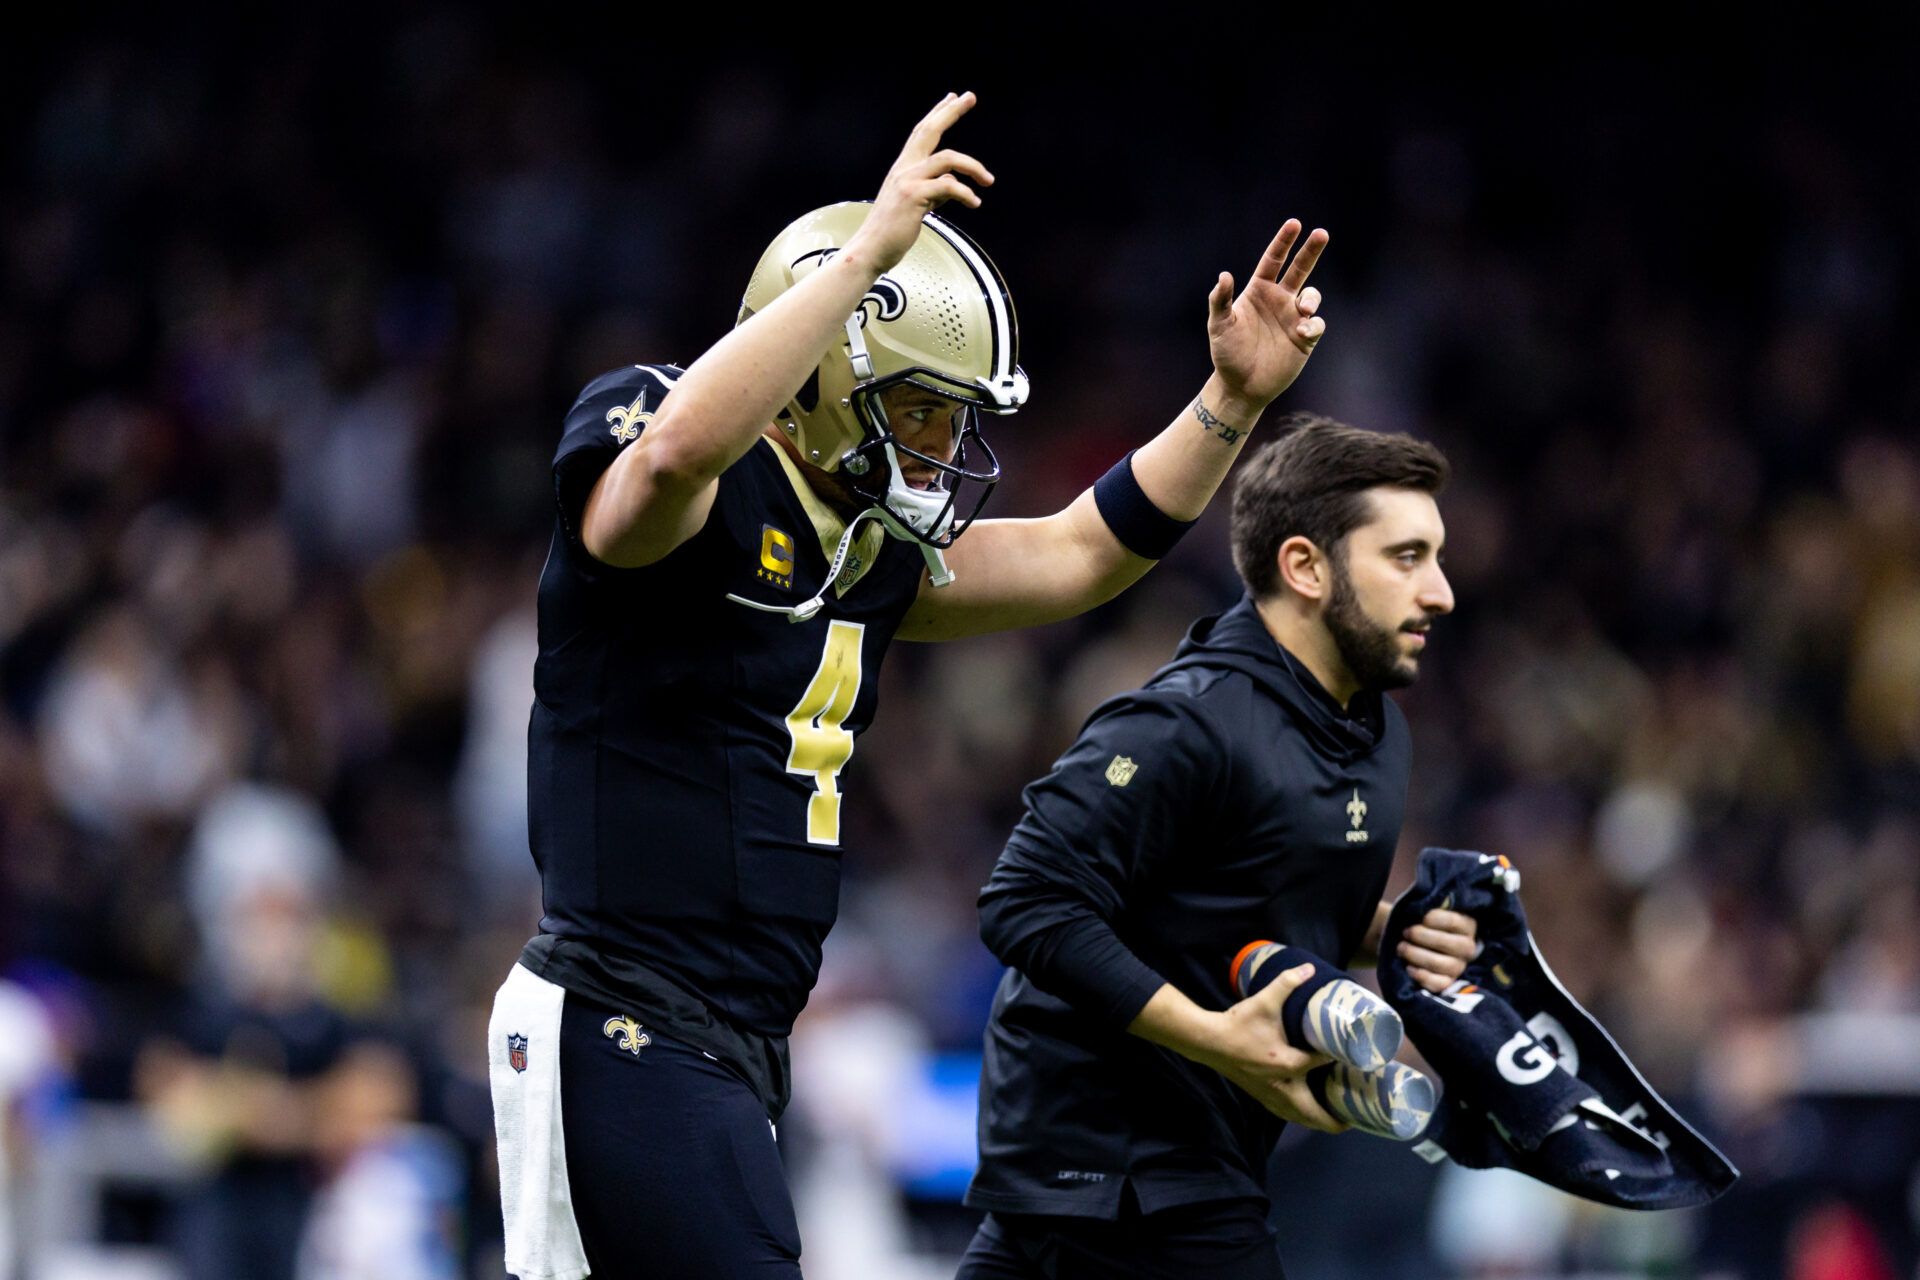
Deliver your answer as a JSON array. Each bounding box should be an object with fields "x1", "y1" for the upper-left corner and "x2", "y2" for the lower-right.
[{"x1": 507, "y1": 1033, "x2": 528, "y2": 1074}]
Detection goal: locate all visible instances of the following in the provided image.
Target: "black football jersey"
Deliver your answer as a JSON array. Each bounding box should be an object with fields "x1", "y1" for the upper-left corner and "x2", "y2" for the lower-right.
[{"x1": 525, "y1": 364, "x2": 925, "y2": 1043}]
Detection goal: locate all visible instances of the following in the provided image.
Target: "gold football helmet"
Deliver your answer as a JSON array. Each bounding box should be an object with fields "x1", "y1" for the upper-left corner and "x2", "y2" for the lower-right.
[{"x1": 738, "y1": 202, "x2": 1027, "y2": 548}]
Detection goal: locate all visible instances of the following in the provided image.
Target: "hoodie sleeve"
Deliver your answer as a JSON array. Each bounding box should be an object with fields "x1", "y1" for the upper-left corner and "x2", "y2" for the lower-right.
[{"x1": 978, "y1": 690, "x2": 1228, "y2": 1030}]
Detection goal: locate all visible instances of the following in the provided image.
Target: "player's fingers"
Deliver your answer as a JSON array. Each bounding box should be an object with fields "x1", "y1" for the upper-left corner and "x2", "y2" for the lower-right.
[
  {"x1": 1247, "y1": 1042, "x2": 1328, "y2": 1079},
  {"x1": 1282, "y1": 1046, "x2": 1333, "y2": 1073},
  {"x1": 1272, "y1": 1078, "x2": 1348, "y2": 1133},
  {"x1": 920, "y1": 148, "x2": 994, "y2": 187},
  {"x1": 926, "y1": 174, "x2": 983, "y2": 210},
  {"x1": 1279, "y1": 227, "x2": 1330, "y2": 293},
  {"x1": 1207, "y1": 272, "x2": 1234, "y2": 323},
  {"x1": 906, "y1": 91, "x2": 976, "y2": 155},
  {"x1": 1407, "y1": 964, "x2": 1452, "y2": 994},
  {"x1": 1257, "y1": 961, "x2": 1316, "y2": 1006},
  {"x1": 1297, "y1": 286, "x2": 1321, "y2": 317},
  {"x1": 1398, "y1": 941, "x2": 1466, "y2": 974},
  {"x1": 1243, "y1": 962, "x2": 1315, "y2": 1034},
  {"x1": 1404, "y1": 925, "x2": 1477, "y2": 958},
  {"x1": 901, "y1": 94, "x2": 955, "y2": 158},
  {"x1": 1296, "y1": 316, "x2": 1327, "y2": 345},
  {"x1": 1250, "y1": 219, "x2": 1301, "y2": 283},
  {"x1": 1422, "y1": 908, "x2": 1477, "y2": 937}
]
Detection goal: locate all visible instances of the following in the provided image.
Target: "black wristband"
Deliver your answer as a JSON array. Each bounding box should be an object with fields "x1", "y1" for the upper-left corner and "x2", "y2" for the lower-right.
[{"x1": 1092, "y1": 450, "x2": 1198, "y2": 560}]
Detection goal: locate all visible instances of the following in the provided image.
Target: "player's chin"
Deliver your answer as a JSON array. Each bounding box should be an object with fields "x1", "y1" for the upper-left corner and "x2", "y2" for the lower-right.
[{"x1": 1381, "y1": 655, "x2": 1421, "y2": 690}]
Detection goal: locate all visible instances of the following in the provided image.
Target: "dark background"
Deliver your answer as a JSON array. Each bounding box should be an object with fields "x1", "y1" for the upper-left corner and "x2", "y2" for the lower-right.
[{"x1": 2, "y1": 13, "x2": 1917, "y2": 1280}]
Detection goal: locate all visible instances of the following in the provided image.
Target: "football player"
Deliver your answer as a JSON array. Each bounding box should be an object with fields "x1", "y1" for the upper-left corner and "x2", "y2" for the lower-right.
[{"x1": 490, "y1": 91, "x2": 1330, "y2": 1279}]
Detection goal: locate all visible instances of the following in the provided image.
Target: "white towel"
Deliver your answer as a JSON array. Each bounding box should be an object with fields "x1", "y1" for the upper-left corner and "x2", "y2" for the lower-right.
[{"x1": 489, "y1": 963, "x2": 590, "y2": 1280}]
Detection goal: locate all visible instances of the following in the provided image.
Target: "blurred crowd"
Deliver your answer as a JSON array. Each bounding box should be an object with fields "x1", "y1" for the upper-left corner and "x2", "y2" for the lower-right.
[{"x1": 1, "y1": 18, "x2": 1917, "y2": 1280}]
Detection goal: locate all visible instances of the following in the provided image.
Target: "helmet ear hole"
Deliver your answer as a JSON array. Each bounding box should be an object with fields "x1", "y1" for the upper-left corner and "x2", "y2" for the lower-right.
[{"x1": 795, "y1": 366, "x2": 822, "y2": 414}]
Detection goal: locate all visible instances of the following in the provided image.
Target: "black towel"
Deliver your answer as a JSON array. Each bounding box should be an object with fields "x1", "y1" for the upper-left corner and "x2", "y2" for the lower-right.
[{"x1": 1377, "y1": 848, "x2": 1738, "y2": 1209}]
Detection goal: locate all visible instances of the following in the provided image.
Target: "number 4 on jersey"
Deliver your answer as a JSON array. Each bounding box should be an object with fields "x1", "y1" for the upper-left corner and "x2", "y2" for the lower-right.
[{"x1": 785, "y1": 620, "x2": 865, "y2": 845}]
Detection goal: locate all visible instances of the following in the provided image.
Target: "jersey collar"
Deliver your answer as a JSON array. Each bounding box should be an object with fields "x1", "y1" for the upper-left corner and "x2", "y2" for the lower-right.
[{"x1": 761, "y1": 438, "x2": 887, "y2": 597}]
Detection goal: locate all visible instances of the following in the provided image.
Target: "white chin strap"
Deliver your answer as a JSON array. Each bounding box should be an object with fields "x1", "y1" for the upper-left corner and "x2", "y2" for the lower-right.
[
  {"x1": 845, "y1": 313, "x2": 875, "y2": 380},
  {"x1": 724, "y1": 505, "x2": 953, "y2": 624},
  {"x1": 877, "y1": 441, "x2": 956, "y2": 534},
  {"x1": 869, "y1": 442, "x2": 956, "y2": 587},
  {"x1": 875, "y1": 511, "x2": 956, "y2": 587}
]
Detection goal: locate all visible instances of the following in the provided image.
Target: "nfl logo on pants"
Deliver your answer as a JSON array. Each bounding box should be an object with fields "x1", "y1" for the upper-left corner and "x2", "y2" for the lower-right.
[{"x1": 507, "y1": 1033, "x2": 528, "y2": 1073}]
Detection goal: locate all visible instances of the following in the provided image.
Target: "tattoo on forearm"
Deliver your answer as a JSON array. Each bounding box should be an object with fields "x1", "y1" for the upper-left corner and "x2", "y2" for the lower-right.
[{"x1": 1194, "y1": 398, "x2": 1242, "y2": 444}]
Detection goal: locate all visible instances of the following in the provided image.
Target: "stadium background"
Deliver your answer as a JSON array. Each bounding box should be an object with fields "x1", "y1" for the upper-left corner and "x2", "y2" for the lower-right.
[{"x1": 2, "y1": 15, "x2": 1917, "y2": 1280}]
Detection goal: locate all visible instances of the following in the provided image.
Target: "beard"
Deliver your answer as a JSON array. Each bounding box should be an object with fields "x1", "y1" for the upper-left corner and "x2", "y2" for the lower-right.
[{"x1": 1325, "y1": 558, "x2": 1420, "y2": 692}]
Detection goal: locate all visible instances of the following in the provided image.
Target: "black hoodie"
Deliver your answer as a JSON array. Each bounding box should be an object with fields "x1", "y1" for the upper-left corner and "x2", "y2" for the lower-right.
[{"x1": 968, "y1": 595, "x2": 1412, "y2": 1219}]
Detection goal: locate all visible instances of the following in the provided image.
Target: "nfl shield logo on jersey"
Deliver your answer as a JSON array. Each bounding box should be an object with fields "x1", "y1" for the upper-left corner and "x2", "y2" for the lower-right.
[{"x1": 507, "y1": 1033, "x2": 528, "y2": 1073}]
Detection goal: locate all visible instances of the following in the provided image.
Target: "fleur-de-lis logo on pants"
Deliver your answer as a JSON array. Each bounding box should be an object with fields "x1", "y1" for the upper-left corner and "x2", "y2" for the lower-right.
[{"x1": 603, "y1": 1015, "x2": 651, "y2": 1055}]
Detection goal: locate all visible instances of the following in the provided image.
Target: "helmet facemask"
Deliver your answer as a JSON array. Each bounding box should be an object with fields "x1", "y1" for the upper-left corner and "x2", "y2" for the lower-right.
[{"x1": 844, "y1": 373, "x2": 1004, "y2": 548}]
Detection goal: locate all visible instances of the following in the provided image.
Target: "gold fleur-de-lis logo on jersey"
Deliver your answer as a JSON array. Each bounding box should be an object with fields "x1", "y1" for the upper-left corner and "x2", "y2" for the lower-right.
[
  {"x1": 602, "y1": 1015, "x2": 651, "y2": 1055},
  {"x1": 1105, "y1": 755, "x2": 1138, "y2": 787},
  {"x1": 606, "y1": 394, "x2": 652, "y2": 444}
]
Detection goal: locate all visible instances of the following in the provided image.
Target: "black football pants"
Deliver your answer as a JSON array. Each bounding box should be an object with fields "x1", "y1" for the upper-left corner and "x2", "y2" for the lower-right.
[
  {"x1": 547, "y1": 995, "x2": 802, "y2": 1279},
  {"x1": 956, "y1": 1195, "x2": 1286, "y2": 1280}
]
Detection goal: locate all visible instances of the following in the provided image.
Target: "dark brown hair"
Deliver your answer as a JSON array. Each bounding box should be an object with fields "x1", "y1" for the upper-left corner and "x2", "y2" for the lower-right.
[{"x1": 1230, "y1": 414, "x2": 1450, "y2": 598}]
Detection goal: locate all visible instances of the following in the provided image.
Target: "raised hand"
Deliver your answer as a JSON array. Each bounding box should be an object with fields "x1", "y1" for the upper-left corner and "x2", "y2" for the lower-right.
[
  {"x1": 848, "y1": 92, "x2": 995, "y2": 273},
  {"x1": 1205, "y1": 219, "x2": 1330, "y2": 411}
]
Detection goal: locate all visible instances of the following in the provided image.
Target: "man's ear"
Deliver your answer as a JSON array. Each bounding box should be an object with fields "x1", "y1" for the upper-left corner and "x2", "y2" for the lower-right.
[{"x1": 1277, "y1": 535, "x2": 1331, "y2": 603}]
